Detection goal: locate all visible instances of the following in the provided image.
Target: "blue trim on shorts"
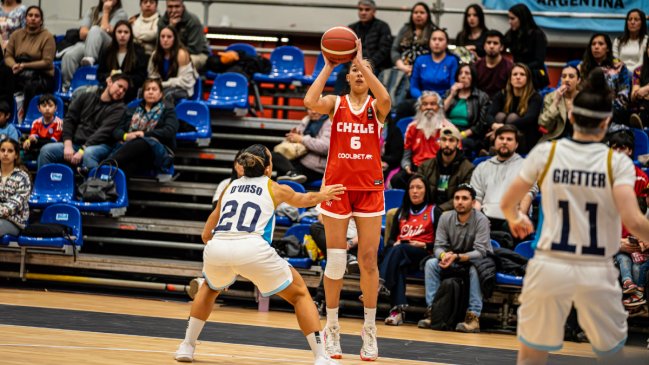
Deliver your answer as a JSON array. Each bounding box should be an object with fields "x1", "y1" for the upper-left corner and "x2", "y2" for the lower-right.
[
  {"x1": 261, "y1": 278, "x2": 292, "y2": 297},
  {"x1": 592, "y1": 336, "x2": 627, "y2": 356},
  {"x1": 518, "y1": 335, "x2": 563, "y2": 352},
  {"x1": 202, "y1": 271, "x2": 235, "y2": 291}
]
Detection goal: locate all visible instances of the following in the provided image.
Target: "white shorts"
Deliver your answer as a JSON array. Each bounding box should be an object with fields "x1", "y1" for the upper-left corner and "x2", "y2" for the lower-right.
[
  {"x1": 202, "y1": 236, "x2": 293, "y2": 297},
  {"x1": 517, "y1": 253, "x2": 628, "y2": 355}
]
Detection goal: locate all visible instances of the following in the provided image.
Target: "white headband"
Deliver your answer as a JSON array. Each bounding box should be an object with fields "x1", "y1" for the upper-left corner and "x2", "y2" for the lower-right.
[{"x1": 572, "y1": 106, "x2": 612, "y2": 119}]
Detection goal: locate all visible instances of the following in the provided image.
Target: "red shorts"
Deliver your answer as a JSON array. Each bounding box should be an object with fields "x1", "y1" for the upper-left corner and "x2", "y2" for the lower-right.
[{"x1": 317, "y1": 190, "x2": 385, "y2": 219}]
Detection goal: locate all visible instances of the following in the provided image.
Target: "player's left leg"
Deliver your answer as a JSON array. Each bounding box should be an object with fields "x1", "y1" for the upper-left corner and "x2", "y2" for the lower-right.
[
  {"x1": 277, "y1": 267, "x2": 340, "y2": 365},
  {"x1": 354, "y1": 215, "x2": 382, "y2": 361},
  {"x1": 176, "y1": 283, "x2": 221, "y2": 362},
  {"x1": 517, "y1": 343, "x2": 549, "y2": 365}
]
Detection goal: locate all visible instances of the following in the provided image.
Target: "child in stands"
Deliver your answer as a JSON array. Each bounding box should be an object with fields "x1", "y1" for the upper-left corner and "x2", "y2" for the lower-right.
[
  {"x1": 22, "y1": 94, "x2": 62, "y2": 160},
  {"x1": 0, "y1": 101, "x2": 19, "y2": 143}
]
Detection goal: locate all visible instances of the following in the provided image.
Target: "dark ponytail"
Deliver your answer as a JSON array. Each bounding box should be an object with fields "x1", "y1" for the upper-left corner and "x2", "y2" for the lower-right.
[
  {"x1": 236, "y1": 144, "x2": 270, "y2": 177},
  {"x1": 572, "y1": 68, "x2": 613, "y2": 130}
]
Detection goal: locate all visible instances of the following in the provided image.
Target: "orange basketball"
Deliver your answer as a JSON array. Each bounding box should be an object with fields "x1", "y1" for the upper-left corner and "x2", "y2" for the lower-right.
[{"x1": 321, "y1": 26, "x2": 358, "y2": 64}]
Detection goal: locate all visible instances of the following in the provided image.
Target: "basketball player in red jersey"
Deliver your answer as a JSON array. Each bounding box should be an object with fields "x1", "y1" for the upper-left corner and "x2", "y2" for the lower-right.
[{"x1": 304, "y1": 39, "x2": 391, "y2": 361}]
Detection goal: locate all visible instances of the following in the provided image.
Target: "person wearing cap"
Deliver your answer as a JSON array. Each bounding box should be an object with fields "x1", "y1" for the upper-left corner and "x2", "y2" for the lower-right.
[
  {"x1": 418, "y1": 124, "x2": 474, "y2": 212},
  {"x1": 470, "y1": 125, "x2": 537, "y2": 246},
  {"x1": 334, "y1": 0, "x2": 392, "y2": 92},
  {"x1": 37, "y1": 73, "x2": 129, "y2": 170},
  {"x1": 417, "y1": 183, "x2": 492, "y2": 332},
  {"x1": 389, "y1": 91, "x2": 454, "y2": 190}
]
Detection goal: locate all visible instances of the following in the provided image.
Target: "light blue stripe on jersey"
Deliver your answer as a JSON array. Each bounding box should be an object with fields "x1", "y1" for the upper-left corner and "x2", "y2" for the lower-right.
[
  {"x1": 532, "y1": 203, "x2": 543, "y2": 251},
  {"x1": 262, "y1": 212, "x2": 276, "y2": 244}
]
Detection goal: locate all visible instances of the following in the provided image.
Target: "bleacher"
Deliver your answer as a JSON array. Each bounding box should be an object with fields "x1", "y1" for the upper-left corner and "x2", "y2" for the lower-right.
[{"x1": 2, "y1": 16, "x2": 649, "y2": 334}]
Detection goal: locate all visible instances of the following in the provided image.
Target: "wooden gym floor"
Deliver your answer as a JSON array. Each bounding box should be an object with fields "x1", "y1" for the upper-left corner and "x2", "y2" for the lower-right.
[{"x1": 0, "y1": 288, "x2": 646, "y2": 364}]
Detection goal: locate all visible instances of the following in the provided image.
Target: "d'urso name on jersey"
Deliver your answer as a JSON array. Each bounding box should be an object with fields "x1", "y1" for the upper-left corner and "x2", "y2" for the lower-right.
[
  {"x1": 230, "y1": 184, "x2": 264, "y2": 195},
  {"x1": 552, "y1": 168, "x2": 606, "y2": 188}
]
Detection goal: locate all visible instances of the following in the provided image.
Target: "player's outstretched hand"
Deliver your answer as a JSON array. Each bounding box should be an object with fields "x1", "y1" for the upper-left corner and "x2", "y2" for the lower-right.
[
  {"x1": 321, "y1": 184, "x2": 346, "y2": 201},
  {"x1": 510, "y1": 213, "x2": 534, "y2": 239}
]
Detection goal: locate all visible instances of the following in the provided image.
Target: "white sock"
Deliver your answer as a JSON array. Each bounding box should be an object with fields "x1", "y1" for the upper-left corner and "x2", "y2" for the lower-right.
[
  {"x1": 306, "y1": 331, "x2": 325, "y2": 359},
  {"x1": 184, "y1": 316, "x2": 205, "y2": 344},
  {"x1": 364, "y1": 307, "x2": 376, "y2": 327},
  {"x1": 325, "y1": 307, "x2": 339, "y2": 328}
]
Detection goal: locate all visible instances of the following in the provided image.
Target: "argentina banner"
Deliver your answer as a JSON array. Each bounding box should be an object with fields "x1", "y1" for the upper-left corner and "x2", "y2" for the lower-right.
[{"x1": 482, "y1": 0, "x2": 645, "y2": 32}]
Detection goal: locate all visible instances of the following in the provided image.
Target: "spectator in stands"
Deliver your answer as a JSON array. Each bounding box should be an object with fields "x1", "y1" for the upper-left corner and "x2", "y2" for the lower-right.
[
  {"x1": 396, "y1": 29, "x2": 458, "y2": 121},
  {"x1": 0, "y1": 138, "x2": 30, "y2": 236},
  {"x1": 485, "y1": 63, "x2": 542, "y2": 154},
  {"x1": 455, "y1": 4, "x2": 487, "y2": 60},
  {"x1": 630, "y1": 46, "x2": 649, "y2": 128},
  {"x1": 613, "y1": 9, "x2": 647, "y2": 76},
  {"x1": 538, "y1": 65, "x2": 580, "y2": 143},
  {"x1": 419, "y1": 126, "x2": 474, "y2": 212},
  {"x1": 470, "y1": 125, "x2": 536, "y2": 245},
  {"x1": 212, "y1": 150, "x2": 243, "y2": 208},
  {"x1": 391, "y1": 2, "x2": 435, "y2": 76},
  {"x1": 130, "y1": 0, "x2": 159, "y2": 56},
  {"x1": 37, "y1": 73, "x2": 129, "y2": 170},
  {"x1": 444, "y1": 63, "x2": 490, "y2": 154},
  {"x1": 503, "y1": 3, "x2": 548, "y2": 89},
  {"x1": 474, "y1": 30, "x2": 513, "y2": 98},
  {"x1": 335, "y1": 0, "x2": 392, "y2": 93},
  {"x1": 4, "y1": 5, "x2": 55, "y2": 118},
  {"x1": 390, "y1": 91, "x2": 452, "y2": 190},
  {"x1": 109, "y1": 78, "x2": 177, "y2": 178},
  {"x1": 148, "y1": 26, "x2": 197, "y2": 105},
  {"x1": 275, "y1": 108, "x2": 331, "y2": 184},
  {"x1": 381, "y1": 174, "x2": 437, "y2": 326},
  {"x1": 61, "y1": 0, "x2": 128, "y2": 91},
  {"x1": 578, "y1": 33, "x2": 630, "y2": 126},
  {"x1": 97, "y1": 20, "x2": 147, "y2": 103},
  {"x1": 0, "y1": 101, "x2": 18, "y2": 142},
  {"x1": 22, "y1": 94, "x2": 63, "y2": 160},
  {"x1": 350, "y1": 0, "x2": 392, "y2": 74},
  {"x1": 0, "y1": 0, "x2": 25, "y2": 50},
  {"x1": 419, "y1": 184, "x2": 491, "y2": 332},
  {"x1": 158, "y1": 0, "x2": 210, "y2": 70},
  {"x1": 381, "y1": 117, "x2": 404, "y2": 181}
]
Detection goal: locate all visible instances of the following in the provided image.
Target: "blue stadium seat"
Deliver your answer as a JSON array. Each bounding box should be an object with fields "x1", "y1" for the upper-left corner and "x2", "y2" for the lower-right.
[
  {"x1": 539, "y1": 87, "x2": 556, "y2": 98},
  {"x1": 396, "y1": 117, "x2": 414, "y2": 138},
  {"x1": 383, "y1": 189, "x2": 405, "y2": 227},
  {"x1": 18, "y1": 94, "x2": 65, "y2": 133},
  {"x1": 253, "y1": 46, "x2": 305, "y2": 84},
  {"x1": 0, "y1": 234, "x2": 17, "y2": 246},
  {"x1": 306, "y1": 179, "x2": 322, "y2": 190},
  {"x1": 56, "y1": 65, "x2": 99, "y2": 101},
  {"x1": 514, "y1": 240, "x2": 535, "y2": 259},
  {"x1": 293, "y1": 53, "x2": 344, "y2": 87},
  {"x1": 284, "y1": 223, "x2": 313, "y2": 268},
  {"x1": 127, "y1": 98, "x2": 141, "y2": 109},
  {"x1": 18, "y1": 203, "x2": 83, "y2": 251},
  {"x1": 175, "y1": 101, "x2": 212, "y2": 147},
  {"x1": 276, "y1": 180, "x2": 306, "y2": 226},
  {"x1": 71, "y1": 165, "x2": 128, "y2": 217},
  {"x1": 632, "y1": 128, "x2": 648, "y2": 160},
  {"x1": 227, "y1": 43, "x2": 257, "y2": 57},
  {"x1": 206, "y1": 72, "x2": 249, "y2": 114},
  {"x1": 29, "y1": 164, "x2": 75, "y2": 208},
  {"x1": 472, "y1": 156, "x2": 491, "y2": 166}
]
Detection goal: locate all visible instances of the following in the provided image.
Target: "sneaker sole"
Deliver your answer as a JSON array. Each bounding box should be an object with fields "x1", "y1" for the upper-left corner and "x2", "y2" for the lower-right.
[
  {"x1": 360, "y1": 353, "x2": 378, "y2": 361},
  {"x1": 174, "y1": 355, "x2": 193, "y2": 362},
  {"x1": 456, "y1": 328, "x2": 480, "y2": 333},
  {"x1": 329, "y1": 354, "x2": 342, "y2": 359}
]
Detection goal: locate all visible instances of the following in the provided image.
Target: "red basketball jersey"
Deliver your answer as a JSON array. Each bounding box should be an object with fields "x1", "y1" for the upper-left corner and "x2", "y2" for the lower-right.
[
  {"x1": 397, "y1": 204, "x2": 435, "y2": 244},
  {"x1": 324, "y1": 95, "x2": 384, "y2": 191}
]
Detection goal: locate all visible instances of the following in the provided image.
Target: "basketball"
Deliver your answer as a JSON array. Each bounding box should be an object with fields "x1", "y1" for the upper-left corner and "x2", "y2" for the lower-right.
[{"x1": 321, "y1": 26, "x2": 358, "y2": 64}]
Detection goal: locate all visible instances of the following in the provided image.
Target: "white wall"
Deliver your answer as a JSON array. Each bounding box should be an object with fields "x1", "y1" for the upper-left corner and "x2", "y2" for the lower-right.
[{"x1": 41, "y1": 0, "x2": 597, "y2": 46}]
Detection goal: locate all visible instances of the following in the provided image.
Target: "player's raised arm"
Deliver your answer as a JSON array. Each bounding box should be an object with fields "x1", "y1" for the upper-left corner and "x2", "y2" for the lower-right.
[
  {"x1": 303, "y1": 57, "x2": 337, "y2": 115},
  {"x1": 351, "y1": 40, "x2": 391, "y2": 122},
  {"x1": 272, "y1": 181, "x2": 345, "y2": 208}
]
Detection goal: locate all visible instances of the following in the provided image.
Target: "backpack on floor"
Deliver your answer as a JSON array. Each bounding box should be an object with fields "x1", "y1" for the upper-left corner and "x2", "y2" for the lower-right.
[{"x1": 428, "y1": 265, "x2": 469, "y2": 331}]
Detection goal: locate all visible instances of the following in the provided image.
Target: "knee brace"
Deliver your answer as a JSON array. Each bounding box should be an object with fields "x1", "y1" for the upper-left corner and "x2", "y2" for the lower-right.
[{"x1": 324, "y1": 249, "x2": 347, "y2": 280}]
